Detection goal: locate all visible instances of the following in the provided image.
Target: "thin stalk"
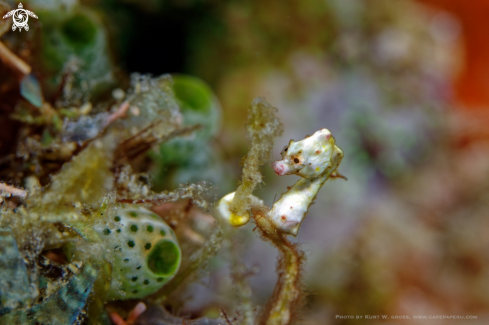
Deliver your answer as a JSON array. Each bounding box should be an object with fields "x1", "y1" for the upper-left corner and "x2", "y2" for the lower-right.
[{"x1": 253, "y1": 208, "x2": 304, "y2": 325}]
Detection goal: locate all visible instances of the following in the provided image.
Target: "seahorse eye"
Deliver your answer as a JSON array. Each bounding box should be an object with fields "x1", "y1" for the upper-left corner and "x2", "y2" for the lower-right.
[
  {"x1": 294, "y1": 158, "x2": 300, "y2": 164},
  {"x1": 280, "y1": 146, "x2": 289, "y2": 158}
]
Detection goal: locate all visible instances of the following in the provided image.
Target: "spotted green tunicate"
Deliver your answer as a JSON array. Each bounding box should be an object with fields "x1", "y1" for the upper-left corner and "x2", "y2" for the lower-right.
[{"x1": 95, "y1": 206, "x2": 180, "y2": 300}]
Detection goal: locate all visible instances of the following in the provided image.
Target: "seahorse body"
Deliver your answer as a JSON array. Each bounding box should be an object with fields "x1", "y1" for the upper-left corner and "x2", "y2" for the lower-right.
[{"x1": 269, "y1": 129, "x2": 343, "y2": 235}]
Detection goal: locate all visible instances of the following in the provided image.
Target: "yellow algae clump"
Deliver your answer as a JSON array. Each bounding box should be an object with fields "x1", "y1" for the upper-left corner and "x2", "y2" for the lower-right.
[{"x1": 41, "y1": 138, "x2": 115, "y2": 209}]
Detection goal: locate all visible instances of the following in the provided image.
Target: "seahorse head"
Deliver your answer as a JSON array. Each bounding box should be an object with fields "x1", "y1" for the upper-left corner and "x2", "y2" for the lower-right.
[{"x1": 271, "y1": 128, "x2": 343, "y2": 178}]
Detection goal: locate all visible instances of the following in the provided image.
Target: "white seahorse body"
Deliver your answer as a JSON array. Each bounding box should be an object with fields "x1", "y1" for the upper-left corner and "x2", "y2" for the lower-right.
[
  {"x1": 268, "y1": 173, "x2": 331, "y2": 235},
  {"x1": 217, "y1": 128, "x2": 343, "y2": 236},
  {"x1": 269, "y1": 129, "x2": 343, "y2": 235}
]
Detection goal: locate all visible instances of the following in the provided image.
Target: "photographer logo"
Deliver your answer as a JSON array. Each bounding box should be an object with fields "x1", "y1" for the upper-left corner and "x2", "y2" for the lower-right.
[{"x1": 2, "y1": 3, "x2": 38, "y2": 32}]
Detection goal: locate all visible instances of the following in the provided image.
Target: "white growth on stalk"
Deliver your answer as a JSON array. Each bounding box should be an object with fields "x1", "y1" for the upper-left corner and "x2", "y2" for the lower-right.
[{"x1": 217, "y1": 192, "x2": 264, "y2": 227}]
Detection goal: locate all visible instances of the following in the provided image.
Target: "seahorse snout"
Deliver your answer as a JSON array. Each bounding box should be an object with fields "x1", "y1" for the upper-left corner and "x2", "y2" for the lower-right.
[{"x1": 272, "y1": 161, "x2": 289, "y2": 175}]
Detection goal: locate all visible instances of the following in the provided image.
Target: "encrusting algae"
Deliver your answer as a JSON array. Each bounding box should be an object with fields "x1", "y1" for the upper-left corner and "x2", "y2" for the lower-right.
[{"x1": 0, "y1": 69, "x2": 223, "y2": 324}]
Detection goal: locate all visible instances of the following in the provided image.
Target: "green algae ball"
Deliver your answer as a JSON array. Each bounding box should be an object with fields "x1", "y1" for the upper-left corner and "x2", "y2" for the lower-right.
[
  {"x1": 96, "y1": 206, "x2": 180, "y2": 300},
  {"x1": 159, "y1": 75, "x2": 220, "y2": 163},
  {"x1": 171, "y1": 74, "x2": 221, "y2": 140},
  {"x1": 155, "y1": 75, "x2": 223, "y2": 187}
]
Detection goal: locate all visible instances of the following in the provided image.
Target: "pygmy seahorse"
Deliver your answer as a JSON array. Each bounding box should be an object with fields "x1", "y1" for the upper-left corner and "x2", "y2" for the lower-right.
[{"x1": 218, "y1": 128, "x2": 344, "y2": 236}]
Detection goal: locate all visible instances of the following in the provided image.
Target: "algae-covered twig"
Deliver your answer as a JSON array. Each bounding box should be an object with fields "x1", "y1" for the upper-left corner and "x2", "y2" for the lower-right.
[
  {"x1": 227, "y1": 97, "x2": 283, "y2": 226},
  {"x1": 116, "y1": 181, "x2": 214, "y2": 211},
  {"x1": 252, "y1": 207, "x2": 304, "y2": 325}
]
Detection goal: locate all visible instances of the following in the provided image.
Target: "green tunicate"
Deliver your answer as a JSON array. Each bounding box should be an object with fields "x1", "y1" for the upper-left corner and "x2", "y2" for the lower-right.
[
  {"x1": 153, "y1": 75, "x2": 224, "y2": 189},
  {"x1": 173, "y1": 75, "x2": 212, "y2": 113},
  {"x1": 33, "y1": 6, "x2": 114, "y2": 102},
  {"x1": 147, "y1": 240, "x2": 180, "y2": 276},
  {"x1": 62, "y1": 14, "x2": 97, "y2": 49},
  {"x1": 169, "y1": 75, "x2": 220, "y2": 141}
]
